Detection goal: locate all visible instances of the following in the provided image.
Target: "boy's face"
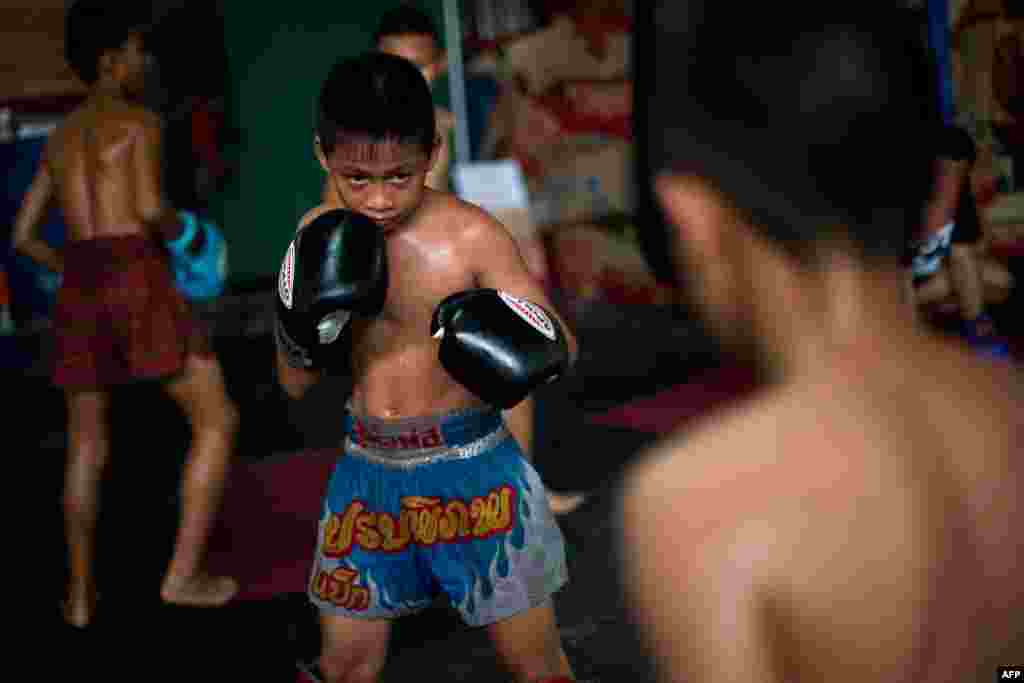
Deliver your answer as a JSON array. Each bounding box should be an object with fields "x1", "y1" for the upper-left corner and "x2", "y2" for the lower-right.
[
  {"x1": 378, "y1": 33, "x2": 442, "y2": 86},
  {"x1": 318, "y1": 138, "x2": 439, "y2": 232},
  {"x1": 109, "y1": 33, "x2": 154, "y2": 97}
]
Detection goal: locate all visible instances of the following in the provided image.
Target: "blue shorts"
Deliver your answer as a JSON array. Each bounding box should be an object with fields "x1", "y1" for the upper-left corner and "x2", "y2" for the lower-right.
[{"x1": 308, "y1": 406, "x2": 569, "y2": 627}]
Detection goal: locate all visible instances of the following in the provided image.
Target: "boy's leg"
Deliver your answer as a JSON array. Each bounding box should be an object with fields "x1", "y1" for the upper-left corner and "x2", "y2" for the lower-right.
[
  {"x1": 159, "y1": 351, "x2": 240, "y2": 605},
  {"x1": 317, "y1": 614, "x2": 392, "y2": 683},
  {"x1": 503, "y1": 397, "x2": 585, "y2": 516},
  {"x1": 913, "y1": 269, "x2": 952, "y2": 308},
  {"x1": 488, "y1": 600, "x2": 574, "y2": 683},
  {"x1": 439, "y1": 431, "x2": 572, "y2": 681},
  {"x1": 62, "y1": 388, "x2": 111, "y2": 627},
  {"x1": 949, "y1": 244, "x2": 986, "y2": 320},
  {"x1": 983, "y1": 258, "x2": 1014, "y2": 304}
]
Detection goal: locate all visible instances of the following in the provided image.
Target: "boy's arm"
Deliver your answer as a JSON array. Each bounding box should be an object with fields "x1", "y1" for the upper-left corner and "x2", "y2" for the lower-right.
[
  {"x1": 12, "y1": 156, "x2": 62, "y2": 273},
  {"x1": 503, "y1": 396, "x2": 535, "y2": 458},
  {"x1": 132, "y1": 112, "x2": 186, "y2": 242},
  {"x1": 469, "y1": 209, "x2": 578, "y2": 363},
  {"x1": 274, "y1": 207, "x2": 329, "y2": 400},
  {"x1": 275, "y1": 341, "x2": 323, "y2": 400}
]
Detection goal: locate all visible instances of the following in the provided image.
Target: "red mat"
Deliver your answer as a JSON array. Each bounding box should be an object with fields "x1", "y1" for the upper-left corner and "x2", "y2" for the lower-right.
[
  {"x1": 989, "y1": 240, "x2": 1024, "y2": 261},
  {"x1": 589, "y1": 330, "x2": 1023, "y2": 436},
  {"x1": 206, "y1": 449, "x2": 338, "y2": 601},
  {"x1": 589, "y1": 364, "x2": 758, "y2": 434}
]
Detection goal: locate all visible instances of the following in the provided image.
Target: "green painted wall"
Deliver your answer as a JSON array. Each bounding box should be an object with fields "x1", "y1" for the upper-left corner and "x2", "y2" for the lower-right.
[{"x1": 211, "y1": 1, "x2": 446, "y2": 285}]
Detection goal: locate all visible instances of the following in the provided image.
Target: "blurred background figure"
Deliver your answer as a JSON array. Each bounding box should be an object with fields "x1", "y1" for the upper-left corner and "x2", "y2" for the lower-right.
[{"x1": 907, "y1": 123, "x2": 1014, "y2": 357}]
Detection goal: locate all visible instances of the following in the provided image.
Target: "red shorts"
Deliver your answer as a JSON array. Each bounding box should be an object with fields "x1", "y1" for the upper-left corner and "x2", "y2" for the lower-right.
[{"x1": 52, "y1": 235, "x2": 204, "y2": 390}]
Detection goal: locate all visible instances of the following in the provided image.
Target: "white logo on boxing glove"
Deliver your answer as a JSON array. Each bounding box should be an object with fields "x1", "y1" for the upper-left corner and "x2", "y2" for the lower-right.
[
  {"x1": 317, "y1": 310, "x2": 350, "y2": 344},
  {"x1": 498, "y1": 291, "x2": 556, "y2": 341},
  {"x1": 279, "y1": 241, "x2": 295, "y2": 309}
]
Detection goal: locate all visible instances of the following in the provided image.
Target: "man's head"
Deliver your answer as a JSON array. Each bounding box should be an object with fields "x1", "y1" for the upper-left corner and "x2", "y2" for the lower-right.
[
  {"x1": 315, "y1": 52, "x2": 438, "y2": 231},
  {"x1": 65, "y1": 1, "x2": 154, "y2": 96},
  {"x1": 375, "y1": 5, "x2": 445, "y2": 87},
  {"x1": 639, "y1": 1, "x2": 938, "y2": 352}
]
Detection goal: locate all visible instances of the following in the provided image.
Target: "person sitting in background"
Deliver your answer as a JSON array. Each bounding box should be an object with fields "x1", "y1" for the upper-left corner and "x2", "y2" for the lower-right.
[{"x1": 907, "y1": 124, "x2": 1013, "y2": 357}]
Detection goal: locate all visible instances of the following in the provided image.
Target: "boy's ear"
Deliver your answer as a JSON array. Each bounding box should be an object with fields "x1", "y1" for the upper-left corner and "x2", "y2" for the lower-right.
[
  {"x1": 98, "y1": 50, "x2": 116, "y2": 78},
  {"x1": 427, "y1": 133, "x2": 443, "y2": 171},
  {"x1": 314, "y1": 136, "x2": 330, "y2": 173},
  {"x1": 429, "y1": 49, "x2": 448, "y2": 81}
]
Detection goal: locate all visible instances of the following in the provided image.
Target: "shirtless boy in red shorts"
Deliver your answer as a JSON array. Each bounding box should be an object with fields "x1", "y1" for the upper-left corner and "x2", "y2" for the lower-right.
[{"x1": 12, "y1": 1, "x2": 238, "y2": 628}]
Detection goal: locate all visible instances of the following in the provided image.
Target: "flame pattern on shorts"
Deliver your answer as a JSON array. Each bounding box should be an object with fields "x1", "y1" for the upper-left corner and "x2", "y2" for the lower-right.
[{"x1": 308, "y1": 446, "x2": 567, "y2": 625}]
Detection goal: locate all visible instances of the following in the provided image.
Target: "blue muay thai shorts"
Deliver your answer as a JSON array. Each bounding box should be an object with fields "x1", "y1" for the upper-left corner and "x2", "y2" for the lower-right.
[{"x1": 308, "y1": 405, "x2": 568, "y2": 627}]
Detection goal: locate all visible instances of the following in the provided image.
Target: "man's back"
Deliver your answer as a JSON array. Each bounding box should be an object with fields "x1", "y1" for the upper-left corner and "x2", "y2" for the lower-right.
[
  {"x1": 623, "y1": 337, "x2": 1024, "y2": 682},
  {"x1": 48, "y1": 95, "x2": 157, "y2": 241}
]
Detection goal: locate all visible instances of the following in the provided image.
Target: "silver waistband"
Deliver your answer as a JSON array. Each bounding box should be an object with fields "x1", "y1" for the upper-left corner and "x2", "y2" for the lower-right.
[
  {"x1": 345, "y1": 402, "x2": 493, "y2": 433},
  {"x1": 345, "y1": 424, "x2": 511, "y2": 468}
]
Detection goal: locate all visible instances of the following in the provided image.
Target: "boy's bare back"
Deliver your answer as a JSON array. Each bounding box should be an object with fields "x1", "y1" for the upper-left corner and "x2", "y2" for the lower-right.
[
  {"x1": 48, "y1": 96, "x2": 162, "y2": 241},
  {"x1": 623, "y1": 339, "x2": 1024, "y2": 682}
]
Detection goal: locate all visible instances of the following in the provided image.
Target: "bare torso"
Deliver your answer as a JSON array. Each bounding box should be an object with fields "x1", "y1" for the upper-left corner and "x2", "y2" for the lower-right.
[
  {"x1": 767, "y1": 347, "x2": 1023, "y2": 681},
  {"x1": 47, "y1": 95, "x2": 154, "y2": 241},
  {"x1": 636, "y1": 335, "x2": 1024, "y2": 681},
  {"x1": 302, "y1": 191, "x2": 486, "y2": 419}
]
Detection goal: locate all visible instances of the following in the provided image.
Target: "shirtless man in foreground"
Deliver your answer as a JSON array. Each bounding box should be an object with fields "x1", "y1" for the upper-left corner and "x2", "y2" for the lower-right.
[
  {"x1": 278, "y1": 52, "x2": 578, "y2": 682},
  {"x1": 13, "y1": 1, "x2": 238, "y2": 627},
  {"x1": 620, "y1": 3, "x2": 1024, "y2": 681}
]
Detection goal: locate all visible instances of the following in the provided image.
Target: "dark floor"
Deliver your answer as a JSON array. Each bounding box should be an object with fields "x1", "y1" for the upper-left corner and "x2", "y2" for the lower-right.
[{"x1": 25, "y1": 298, "x2": 713, "y2": 682}]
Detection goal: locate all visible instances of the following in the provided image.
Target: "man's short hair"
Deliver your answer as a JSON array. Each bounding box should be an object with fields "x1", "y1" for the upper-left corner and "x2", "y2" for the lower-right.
[
  {"x1": 374, "y1": 5, "x2": 440, "y2": 46},
  {"x1": 637, "y1": 1, "x2": 940, "y2": 280},
  {"x1": 65, "y1": 0, "x2": 154, "y2": 84},
  {"x1": 316, "y1": 52, "x2": 436, "y2": 157}
]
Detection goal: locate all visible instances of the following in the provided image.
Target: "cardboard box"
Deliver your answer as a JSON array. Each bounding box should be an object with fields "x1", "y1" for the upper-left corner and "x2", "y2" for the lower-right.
[
  {"x1": 501, "y1": 15, "x2": 630, "y2": 96},
  {"x1": 547, "y1": 222, "x2": 672, "y2": 305},
  {"x1": 529, "y1": 136, "x2": 632, "y2": 225}
]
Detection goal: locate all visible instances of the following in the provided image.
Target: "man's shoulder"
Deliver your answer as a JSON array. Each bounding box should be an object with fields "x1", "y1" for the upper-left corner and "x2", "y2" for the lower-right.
[
  {"x1": 621, "y1": 386, "x2": 851, "y2": 539},
  {"x1": 99, "y1": 102, "x2": 160, "y2": 131},
  {"x1": 49, "y1": 103, "x2": 157, "y2": 155},
  {"x1": 436, "y1": 192, "x2": 512, "y2": 243},
  {"x1": 414, "y1": 191, "x2": 497, "y2": 237},
  {"x1": 435, "y1": 107, "x2": 455, "y2": 132}
]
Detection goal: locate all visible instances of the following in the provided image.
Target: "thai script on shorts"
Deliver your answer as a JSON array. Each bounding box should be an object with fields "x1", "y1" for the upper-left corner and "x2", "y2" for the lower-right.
[
  {"x1": 310, "y1": 566, "x2": 370, "y2": 611},
  {"x1": 321, "y1": 485, "x2": 517, "y2": 559}
]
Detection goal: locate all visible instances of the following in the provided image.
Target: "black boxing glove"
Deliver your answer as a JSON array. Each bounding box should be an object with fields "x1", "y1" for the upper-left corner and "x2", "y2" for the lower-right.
[
  {"x1": 275, "y1": 209, "x2": 387, "y2": 369},
  {"x1": 431, "y1": 289, "x2": 570, "y2": 409}
]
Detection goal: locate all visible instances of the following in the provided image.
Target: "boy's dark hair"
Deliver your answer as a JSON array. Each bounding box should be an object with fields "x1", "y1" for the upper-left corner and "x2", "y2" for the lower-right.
[
  {"x1": 637, "y1": 1, "x2": 940, "y2": 281},
  {"x1": 65, "y1": 0, "x2": 154, "y2": 85},
  {"x1": 316, "y1": 52, "x2": 436, "y2": 156},
  {"x1": 374, "y1": 5, "x2": 439, "y2": 46}
]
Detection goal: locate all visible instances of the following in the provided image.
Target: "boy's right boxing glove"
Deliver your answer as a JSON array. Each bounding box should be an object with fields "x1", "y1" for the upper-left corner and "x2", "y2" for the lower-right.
[{"x1": 275, "y1": 209, "x2": 388, "y2": 369}]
